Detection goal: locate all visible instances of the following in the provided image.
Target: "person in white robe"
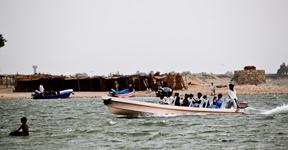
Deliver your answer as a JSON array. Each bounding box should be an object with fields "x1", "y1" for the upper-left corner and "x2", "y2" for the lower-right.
[{"x1": 226, "y1": 84, "x2": 239, "y2": 109}]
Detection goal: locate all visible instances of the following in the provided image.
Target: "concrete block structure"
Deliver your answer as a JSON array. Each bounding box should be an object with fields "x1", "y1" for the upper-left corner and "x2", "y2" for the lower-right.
[{"x1": 233, "y1": 66, "x2": 266, "y2": 85}]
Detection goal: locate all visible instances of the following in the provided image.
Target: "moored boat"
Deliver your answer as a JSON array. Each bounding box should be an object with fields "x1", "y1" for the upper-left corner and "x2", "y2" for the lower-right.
[
  {"x1": 103, "y1": 96, "x2": 248, "y2": 117},
  {"x1": 155, "y1": 87, "x2": 173, "y2": 97},
  {"x1": 32, "y1": 89, "x2": 73, "y2": 99},
  {"x1": 109, "y1": 88, "x2": 135, "y2": 98}
]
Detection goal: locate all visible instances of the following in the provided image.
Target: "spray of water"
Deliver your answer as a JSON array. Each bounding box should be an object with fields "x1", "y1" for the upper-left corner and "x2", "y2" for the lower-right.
[{"x1": 261, "y1": 104, "x2": 288, "y2": 115}]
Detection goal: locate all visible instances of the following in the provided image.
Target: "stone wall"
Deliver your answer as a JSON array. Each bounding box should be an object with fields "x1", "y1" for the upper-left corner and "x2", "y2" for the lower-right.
[{"x1": 233, "y1": 70, "x2": 266, "y2": 85}]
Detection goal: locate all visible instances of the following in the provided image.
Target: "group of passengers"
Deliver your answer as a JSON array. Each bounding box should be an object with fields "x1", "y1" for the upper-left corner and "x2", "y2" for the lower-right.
[{"x1": 159, "y1": 84, "x2": 239, "y2": 109}]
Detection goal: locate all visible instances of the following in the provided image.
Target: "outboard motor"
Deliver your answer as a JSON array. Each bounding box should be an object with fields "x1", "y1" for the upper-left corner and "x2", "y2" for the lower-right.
[{"x1": 239, "y1": 101, "x2": 249, "y2": 109}]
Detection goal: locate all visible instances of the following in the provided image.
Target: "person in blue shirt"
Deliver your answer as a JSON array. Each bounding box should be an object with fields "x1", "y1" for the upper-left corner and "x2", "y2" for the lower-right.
[{"x1": 209, "y1": 93, "x2": 224, "y2": 109}]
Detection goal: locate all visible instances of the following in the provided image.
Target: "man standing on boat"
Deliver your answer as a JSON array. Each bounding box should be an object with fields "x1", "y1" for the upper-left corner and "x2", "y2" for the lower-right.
[{"x1": 226, "y1": 84, "x2": 239, "y2": 109}]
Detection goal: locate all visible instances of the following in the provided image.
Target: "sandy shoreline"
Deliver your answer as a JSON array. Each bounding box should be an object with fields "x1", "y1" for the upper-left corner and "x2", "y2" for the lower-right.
[{"x1": 1, "y1": 84, "x2": 288, "y2": 100}]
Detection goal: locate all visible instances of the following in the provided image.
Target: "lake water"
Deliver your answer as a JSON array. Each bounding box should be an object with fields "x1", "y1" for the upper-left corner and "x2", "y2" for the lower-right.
[{"x1": 0, "y1": 95, "x2": 288, "y2": 150}]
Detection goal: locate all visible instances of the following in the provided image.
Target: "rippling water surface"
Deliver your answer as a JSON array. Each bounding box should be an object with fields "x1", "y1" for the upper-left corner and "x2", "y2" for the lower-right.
[{"x1": 0, "y1": 95, "x2": 288, "y2": 150}]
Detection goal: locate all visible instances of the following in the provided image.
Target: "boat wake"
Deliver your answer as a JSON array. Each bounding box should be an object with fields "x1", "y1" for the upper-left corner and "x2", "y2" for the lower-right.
[{"x1": 261, "y1": 104, "x2": 288, "y2": 115}]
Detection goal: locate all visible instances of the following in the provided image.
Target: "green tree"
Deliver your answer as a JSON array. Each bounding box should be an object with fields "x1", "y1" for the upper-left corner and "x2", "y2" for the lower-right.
[
  {"x1": 277, "y1": 62, "x2": 288, "y2": 75},
  {"x1": 0, "y1": 34, "x2": 7, "y2": 48}
]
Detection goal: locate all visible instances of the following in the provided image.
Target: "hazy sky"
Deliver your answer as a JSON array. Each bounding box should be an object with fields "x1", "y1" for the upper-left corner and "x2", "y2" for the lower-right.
[{"x1": 0, "y1": 0, "x2": 287, "y2": 75}]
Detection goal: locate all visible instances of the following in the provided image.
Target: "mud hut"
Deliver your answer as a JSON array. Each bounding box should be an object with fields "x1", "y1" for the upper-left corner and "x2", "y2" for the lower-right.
[{"x1": 233, "y1": 66, "x2": 266, "y2": 85}]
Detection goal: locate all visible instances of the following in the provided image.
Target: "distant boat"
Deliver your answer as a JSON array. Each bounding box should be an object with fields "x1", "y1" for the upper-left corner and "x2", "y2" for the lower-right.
[
  {"x1": 155, "y1": 87, "x2": 173, "y2": 97},
  {"x1": 109, "y1": 88, "x2": 135, "y2": 98},
  {"x1": 32, "y1": 89, "x2": 73, "y2": 99},
  {"x1": 103, "y1": 96, "x2": 248, "y2": 117}
]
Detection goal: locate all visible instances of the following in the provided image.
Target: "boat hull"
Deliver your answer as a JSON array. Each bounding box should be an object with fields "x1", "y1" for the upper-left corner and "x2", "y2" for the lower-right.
[
  {"x1": 33, "y1": 93, "x2": 72, "y2": 99},
  {"x1": 103, "y1": 97, "x2": 244, "y2": 117},
  {"x1": 32, "y1": 89, "x2": 73, "y2": 99}
]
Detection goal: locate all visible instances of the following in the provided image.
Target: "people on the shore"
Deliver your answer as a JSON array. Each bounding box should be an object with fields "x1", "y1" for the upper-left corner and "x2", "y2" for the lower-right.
[
  {"x1": 9, "y1": 117, "x2": 29, "y2": 136},
  {"x1": 210, "y1": 82, "x2": 216, "y2": 96},
  {"x1": 39, "y1": 84, "x2": 45, "y2": 93},
  {"x1": 226, "y1": 84, "x2": 239, "y2": 109},
  {"x1": 114, "y1": 81, "x2": 119, "y2": 91}
]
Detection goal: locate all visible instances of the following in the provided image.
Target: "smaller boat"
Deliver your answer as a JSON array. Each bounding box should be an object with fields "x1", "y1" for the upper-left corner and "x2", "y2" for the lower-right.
[
  {"x1": 156, "y1": 87, "x2": 173, "y2": 97},
  {"x1": 109, "y1": 88, "x2": 135, "y2": 98},
  {"x1": 32, "y1": 89, "x2": 73, "y2": 99},
  {"x1": 103, "y1": 96, "x2": 248, "y2": 117}
]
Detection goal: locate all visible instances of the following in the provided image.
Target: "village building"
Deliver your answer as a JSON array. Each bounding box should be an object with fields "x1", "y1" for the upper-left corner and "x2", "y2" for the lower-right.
[{"x1": 233, "y1": 66, "x2": 266, "y2": 85}]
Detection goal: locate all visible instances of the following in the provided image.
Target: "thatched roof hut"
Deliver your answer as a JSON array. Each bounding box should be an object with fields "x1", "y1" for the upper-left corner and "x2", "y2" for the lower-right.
[{"x1": 14, "y1": 73, "x2": 187, "y2": 92}]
